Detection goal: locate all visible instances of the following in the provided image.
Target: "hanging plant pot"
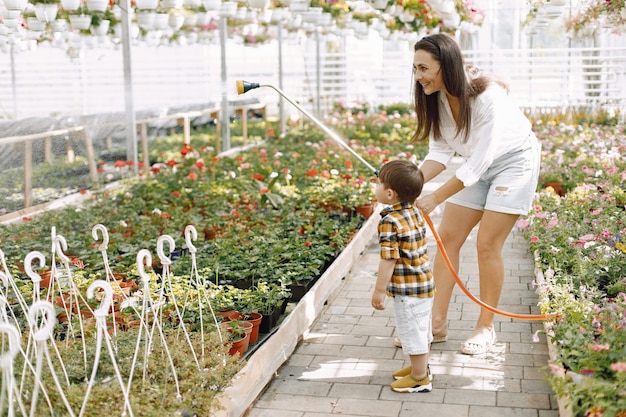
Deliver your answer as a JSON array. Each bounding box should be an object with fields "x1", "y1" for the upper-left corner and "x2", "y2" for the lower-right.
[
  {"x1": 26, "y1": 17, "x2": 47, "y2": 31},
  {"x1": 134, "y1": 0, "x2": 159, "y2": 10},
  {"x1": 371, "y1": 0, "x2": 387, "y2": 10},
  {"x1": 86, "y1": 0, "x2": 109, "y2": 12},
  {"x1": 135, "y1": 10, "x2": 157, "y2": 30},
  {"x1": 202, "y1": 0, "x2": 220, "y2": 11},
  {"x1": 153, "y1": 12, "x2": 169, "y2": 29},
  {"x1": 61, "y1": 0, "x2": 81, "y2": 10},
  {"x1": 168, "y1": 12, "x2": 185, "y2": 29},
  {"x1": 69, "y1": 14, "x2": 93, "y2": 30},
  {"x1": 35, "y1": 4, "x2": 58, "y2": 22},
  {"x1": 248, "y1": 0, "x2": 269, "y2": 9},
  {"x1": 90, "y1": 19, "x2": 110, "y2": 35},
  {"x1": 161, "y1": 0, "x2": 183, "y2": 8},
  {"x1": 3, "y1": 0, "x2": 27, "y2": 11}
]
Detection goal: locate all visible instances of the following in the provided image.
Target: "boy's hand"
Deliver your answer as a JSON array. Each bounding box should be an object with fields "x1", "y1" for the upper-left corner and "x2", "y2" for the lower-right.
[{"x1": 371, "y1": 290, "x2": 386, "y2": 310}]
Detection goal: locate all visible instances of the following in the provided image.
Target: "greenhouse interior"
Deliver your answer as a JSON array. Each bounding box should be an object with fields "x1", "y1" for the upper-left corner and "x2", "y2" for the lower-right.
[{"x1": 0, "y1": 0, "x2": 625, "y2": 415}]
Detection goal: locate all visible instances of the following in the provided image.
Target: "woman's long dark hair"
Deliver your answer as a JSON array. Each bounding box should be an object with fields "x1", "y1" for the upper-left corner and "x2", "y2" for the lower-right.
[{"x1": 412, "y1": 33, "x2": 508, "y2": 144}]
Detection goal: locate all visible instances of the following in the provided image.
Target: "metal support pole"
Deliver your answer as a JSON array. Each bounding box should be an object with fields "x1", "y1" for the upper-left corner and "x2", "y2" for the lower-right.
[
  {"x1": 121, "y1": 0, "x2": 138, "y2": 174},
  {"x1": 278, "y1": 22, "x2": 286, "y2": 137},
  {"x1": 219, "y1": 16, "x2": 231, "y2": 151},
  {"x1": 10, "y1": 43, "x2": 17, "y2": 119},
  {"x1": 315, "y1": 28, "x2": 321, "y2": 118}
]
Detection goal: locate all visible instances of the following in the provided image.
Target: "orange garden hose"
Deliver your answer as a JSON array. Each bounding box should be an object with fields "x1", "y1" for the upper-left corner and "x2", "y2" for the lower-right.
[
  {"x1": 236, "y1": 79, "x2": 548, "y2": 322},
  {"x1": 423, "y1": 213, "x2": 547, "y2": 321}
]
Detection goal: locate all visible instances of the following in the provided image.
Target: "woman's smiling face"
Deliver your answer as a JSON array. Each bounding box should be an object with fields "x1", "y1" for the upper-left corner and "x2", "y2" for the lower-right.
[{"x1": 413, "y1": 49, "x2": 444, "y2": 95}]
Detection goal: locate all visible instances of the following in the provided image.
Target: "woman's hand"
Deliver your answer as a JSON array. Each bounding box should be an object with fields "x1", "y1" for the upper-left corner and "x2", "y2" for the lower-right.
[{"x1": 416, "y1": 193, "x2": 440, "y2": 214}]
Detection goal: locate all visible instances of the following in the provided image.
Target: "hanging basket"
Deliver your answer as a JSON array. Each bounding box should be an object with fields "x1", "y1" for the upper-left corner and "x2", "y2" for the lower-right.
[
  {"x1": 248, "y1": 0, "x2": 269, "y2": 9},
  {"x1": 61, "y1": 0, "x2": 81, "y2": 10},
  {"x1": 69, "y1": 14, "x2": 93, "y2": 30},
  {"x1": 35, "y1": 4, "x2": 58, "y2": 22},
  {"x1": 134, "y1": 0, "x2": 159, "y2": 10},
  {"x1": 86, "y1": 0, "x2": 109, "y2": 12}
]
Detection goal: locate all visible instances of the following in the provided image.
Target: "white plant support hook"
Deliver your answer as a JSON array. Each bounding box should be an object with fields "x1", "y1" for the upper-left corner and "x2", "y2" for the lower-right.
[
  {"x1": 184, "y1": 225, "x2": 223, "y2": 353},
  {"x1": 24, "y1": 251, "x2": 46, "y2": 303},
  {"x1": 91, "y1": 224, "x2": 122, "y2": 340},
  {"x1": 80, "y1": 281, "x2": 134, "y2": 417},
  {"x1": 158, "y1": 235, "x2": 200, "y2": 369},
  {"x1": 184, "y1": 225, "x2": 197, "y2": 255},
  {"x1": 53, "y1": 232, "x2": 90, "y2": 372},
  {"x1": 28, "y1": 301, "x2": 76, "y2": 417},
  {"x1": 0, "y1": 250, "x2": 30, "y2": 330},
  {"x1": 0, "y1": 322, "x2": 22, "y2": 417},
  {"x1": 127, "y1": 249, "x2": 182, "y2": 399}
]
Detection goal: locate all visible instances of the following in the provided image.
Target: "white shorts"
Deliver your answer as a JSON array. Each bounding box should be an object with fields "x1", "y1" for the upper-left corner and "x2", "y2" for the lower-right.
[
  {"x1": 393, "y1": 296, "x2": 433, "y2": 356},
  {"x1": 448, "y1": 134, "x2": 542, "y2": 215}
]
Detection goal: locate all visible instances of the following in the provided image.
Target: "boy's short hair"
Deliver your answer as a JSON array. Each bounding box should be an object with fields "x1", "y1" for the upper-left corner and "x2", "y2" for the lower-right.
[{"x1": 378, "y1": 160, "x2": 424, "y2": 202}]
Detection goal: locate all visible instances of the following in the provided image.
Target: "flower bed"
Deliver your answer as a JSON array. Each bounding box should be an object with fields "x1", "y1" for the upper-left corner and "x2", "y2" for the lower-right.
[
  {"x1": 0, "y1": 106, "x2": 424, "y2": 415},
  {"x1": 518, "y1": 120, "x2": 626, "y2": 416}
]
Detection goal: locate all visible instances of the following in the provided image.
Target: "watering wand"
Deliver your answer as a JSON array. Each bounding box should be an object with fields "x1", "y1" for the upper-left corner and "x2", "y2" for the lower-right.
[
  {"x1": 236, "y1": 80, "x2": 547, "y2": 322},
  {"x1": 236, "y1": 80, "x2": 379, "y2": 176}
]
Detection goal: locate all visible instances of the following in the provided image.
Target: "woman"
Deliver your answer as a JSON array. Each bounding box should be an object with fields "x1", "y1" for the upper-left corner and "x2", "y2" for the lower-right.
[{"x1": 412, "y1": 33, "x2": 541, "y2": 355}]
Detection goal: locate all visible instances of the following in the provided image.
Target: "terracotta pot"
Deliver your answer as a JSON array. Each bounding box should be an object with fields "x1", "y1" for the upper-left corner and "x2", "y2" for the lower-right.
[
  {"x1": 355, "y1": 203, "x2": 375, "y2": 219},
  {"x1": 227, "y1": 311, "x2": 263, "y2": 343},
  {"x1": 221, "y1": 320, "x2": 253, "y2": 357}
]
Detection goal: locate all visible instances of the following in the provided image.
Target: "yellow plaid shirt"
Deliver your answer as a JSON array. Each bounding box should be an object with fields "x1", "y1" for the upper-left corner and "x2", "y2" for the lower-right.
[{"x1": 378, "y1": 201, "x2": 434, "y2": 298}]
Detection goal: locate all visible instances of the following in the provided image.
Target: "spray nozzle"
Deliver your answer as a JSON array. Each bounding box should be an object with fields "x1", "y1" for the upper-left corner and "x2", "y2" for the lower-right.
[{"x1": 236, "y1": 80, "x2": 260, "y2": 95}]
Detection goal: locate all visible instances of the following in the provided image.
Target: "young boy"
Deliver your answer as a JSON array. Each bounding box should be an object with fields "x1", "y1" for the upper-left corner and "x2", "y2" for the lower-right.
[{"x1": 370, "y1": 159, "x2": 434, "y2": 393}]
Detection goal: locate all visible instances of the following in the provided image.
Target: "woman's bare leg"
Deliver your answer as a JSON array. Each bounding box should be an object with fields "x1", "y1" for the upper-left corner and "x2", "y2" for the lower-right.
[
  {"x1": 461, "y1": 209, "x2": 520, "y2": 353},
  {"x1": 431, "y1": 203, "x2": 482, "y2": 335}
]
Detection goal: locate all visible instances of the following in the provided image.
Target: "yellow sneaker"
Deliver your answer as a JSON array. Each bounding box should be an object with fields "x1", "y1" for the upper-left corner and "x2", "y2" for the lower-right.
[
  {"x1": 390, "y1": 374, "x2": 432, "y2": 393},
  {"x1": 392, "y1": 364, "x2": 432, "y2": 381}
]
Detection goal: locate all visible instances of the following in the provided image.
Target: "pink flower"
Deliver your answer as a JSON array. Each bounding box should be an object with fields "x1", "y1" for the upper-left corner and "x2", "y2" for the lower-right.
[
  {"x1": 592, "y1": 343, "x2": 610, "y2": 351},
  {"x1": 530, "y1": 236, "x2": 539, "y2": 243},
  {"x1": 610, "y1": 362, "x2": 626, "y2": 372},
  {"x1": 579, "y1": 234, "x2": 596, "y2": 242},
  {"x1": 548, "y1": 363, "x2": 565, "y2": 374},
  {"x1": 516, "y1": 218, "x2": 530, "y2": 230}
]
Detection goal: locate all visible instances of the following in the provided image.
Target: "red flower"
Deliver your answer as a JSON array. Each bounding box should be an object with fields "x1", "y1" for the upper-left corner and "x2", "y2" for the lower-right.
[
  {"x1": 211, "y1": 156, "x2": 220, "y2": 163},
  {"x1": 260, "y1": 187, "x2": 270, "y2": 194},
  {"x1": 252, "y1": 173, "x2": 265, "y2": 181},
  {"x1": 114, "y1": 160, "x2": 127, "y2": 168},
  {"x1": 151, "y1": 166, "x2": 161, "y2": 174},
  {"x1": 180, "y1": 144, "x2": 192, "y2": 156},
  {"x1": 304, "y1": 241, "x2": 312, "y2": 247},
  {"x1": 187, "y1": 172, "x2": 198, "y2": 180},
  {"x1": 196, "y1": 159, "x2": 206, "y2": 169},
  {"x1": 166, "y1": 160, "x2": 178, "y2": 167},
  {"x1": 79, "y1": 189, "x2": 88, "y2": 195},
  {"x1": 306, "y1": 168, "x2": 318, "y2": 177},
  {"x1": 170, "y1": 191, "x2": 181, "y2": 198},
  {"x1": 345, "y1": 160, "x2": 353, "y2": 169}
]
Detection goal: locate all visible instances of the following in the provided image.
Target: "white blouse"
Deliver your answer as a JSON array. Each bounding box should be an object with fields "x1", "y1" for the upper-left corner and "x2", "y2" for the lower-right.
[{"x1": 422, "y1": 83, "x2": 532, "y2": 187}]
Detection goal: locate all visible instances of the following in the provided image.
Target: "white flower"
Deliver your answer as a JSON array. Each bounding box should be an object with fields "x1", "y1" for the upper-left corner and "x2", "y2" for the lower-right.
[
  {"x1": 120, "y1": 220, "x2": 128, "y2": 227},
  {"x1": 152, "y1": 208, "x2": 162, "y2": 215},
  {"x1": 330, "y1": 169, "x2": 339, "y2": 176},
  {"x1": 270, "y1": 172, "x2": 279, "y2": 178}
]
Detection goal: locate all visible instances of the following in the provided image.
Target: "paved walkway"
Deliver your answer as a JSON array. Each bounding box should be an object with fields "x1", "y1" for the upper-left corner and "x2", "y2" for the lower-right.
[{"x1": 246, "y1": 159, "x2": 558, "y2": 417}]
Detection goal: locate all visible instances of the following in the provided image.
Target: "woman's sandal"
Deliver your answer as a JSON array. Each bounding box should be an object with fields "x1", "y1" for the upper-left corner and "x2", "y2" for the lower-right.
[{"x1": 461, "y1": 328, "x2": 496, "y2": 355}]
